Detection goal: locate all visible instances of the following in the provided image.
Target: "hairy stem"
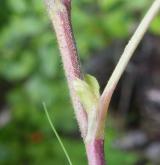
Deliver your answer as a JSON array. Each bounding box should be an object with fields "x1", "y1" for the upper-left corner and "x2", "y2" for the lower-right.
[
  {"x1": 45, "y1": 0, "x2": 87, "y2": 138},
  {"x1": 86, "y1": 139, "x2": 105, "y2": 165},
  {"x1": 44, "y1": 0, "x2": 160, "y2": 165}
]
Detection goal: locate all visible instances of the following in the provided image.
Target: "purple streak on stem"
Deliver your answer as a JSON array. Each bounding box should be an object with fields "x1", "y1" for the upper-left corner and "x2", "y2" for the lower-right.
[
  {"x1": 86, "y1": 139, "x2": 105, "y2": 165},
  {"x1": 45, "y1": 0, "x2": 87, "y2": 138}
]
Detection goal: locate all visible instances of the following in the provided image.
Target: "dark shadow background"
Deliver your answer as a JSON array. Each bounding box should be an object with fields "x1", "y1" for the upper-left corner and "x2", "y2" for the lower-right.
[{"x1": 0, "y1": 0, "x2": 160, "y2": 164}]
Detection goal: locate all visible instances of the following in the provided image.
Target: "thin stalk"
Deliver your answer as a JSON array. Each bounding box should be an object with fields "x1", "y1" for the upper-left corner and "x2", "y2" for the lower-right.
[
  {"x1": 94, "y1": 0, "x2": 160, "y2": 138},
  {"x1": 43, "y1": 102, "x2": 73, "y2": 165},
  {"x1": 44, "y1": 0, "x2": 160, "y2": 165}
]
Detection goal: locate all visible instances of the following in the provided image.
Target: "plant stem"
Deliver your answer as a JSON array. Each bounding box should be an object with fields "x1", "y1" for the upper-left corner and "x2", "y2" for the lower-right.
[
  {"x1": 45, "y1": 0, "x2": 87, "y2": 138},
  {"x1": 95, "y1": 0, "x2": 160, "y2": 138},
  {"x1": 104, "y1": 0, "x2": 160, "y2": 94},
  {"x1": 44, "y1": 0, "x2": 160, "y2": 165},
  {"x1": 86, "y1": 139, "x2": 105, "y2": 165}
]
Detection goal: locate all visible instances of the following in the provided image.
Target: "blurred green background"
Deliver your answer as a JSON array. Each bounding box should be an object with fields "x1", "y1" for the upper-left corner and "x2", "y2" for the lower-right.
[{"x1": 0, "y1": 0, "x2": 160, "y2": 164}]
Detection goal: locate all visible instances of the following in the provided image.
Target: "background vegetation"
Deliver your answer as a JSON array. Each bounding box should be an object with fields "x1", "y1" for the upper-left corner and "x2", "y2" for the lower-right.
[{"x1": 0, "y1": 0, "x2": 160, "y2": 164}]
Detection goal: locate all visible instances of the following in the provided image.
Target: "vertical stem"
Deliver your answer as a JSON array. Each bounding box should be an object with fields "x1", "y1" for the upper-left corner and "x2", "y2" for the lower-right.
[
  {"x1": 86, "y1": 139, "x2": 105, "y2": 165},
  {"x1": 45, "y1": 0, "x2": 87, "y2": 138},
  {"x1": 45, "y1": 0, "x2": 160, "y2": 165}
]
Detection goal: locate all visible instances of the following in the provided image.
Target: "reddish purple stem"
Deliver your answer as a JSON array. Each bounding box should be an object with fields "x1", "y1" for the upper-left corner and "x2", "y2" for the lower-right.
[
  {"x1": 45, "y1": 1, "x2": 106, "y2": 165},
  {"x1": 45, "y1": 0, "x2": 88, "y2": 138},
  {"x1": 86, "y1": 139, "x2": 106, "y2": 165}
]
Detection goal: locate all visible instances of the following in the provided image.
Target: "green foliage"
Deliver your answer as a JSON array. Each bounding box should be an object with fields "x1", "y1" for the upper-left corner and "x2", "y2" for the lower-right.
[
  {"x1": 72, "y1": 0, "x2": 155, "y2": 56},
  {"x1": 0, "y1": 0, "x2": 159, "y2": 164}
]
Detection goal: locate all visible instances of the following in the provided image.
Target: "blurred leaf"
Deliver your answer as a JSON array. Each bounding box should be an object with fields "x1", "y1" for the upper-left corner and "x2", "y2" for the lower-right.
[
  {"x1": 8, "y1": 0, "x2": 27, "y2": 13},
  {"x1": 0, "y1": 51, "x2": 36, "y2": 81},
  {"x1": 150, "y1": 16, "x2": 160, "y2": 35},
  {"x1": 38, "y1": 46, "x2": 59, "y2": 78}
]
